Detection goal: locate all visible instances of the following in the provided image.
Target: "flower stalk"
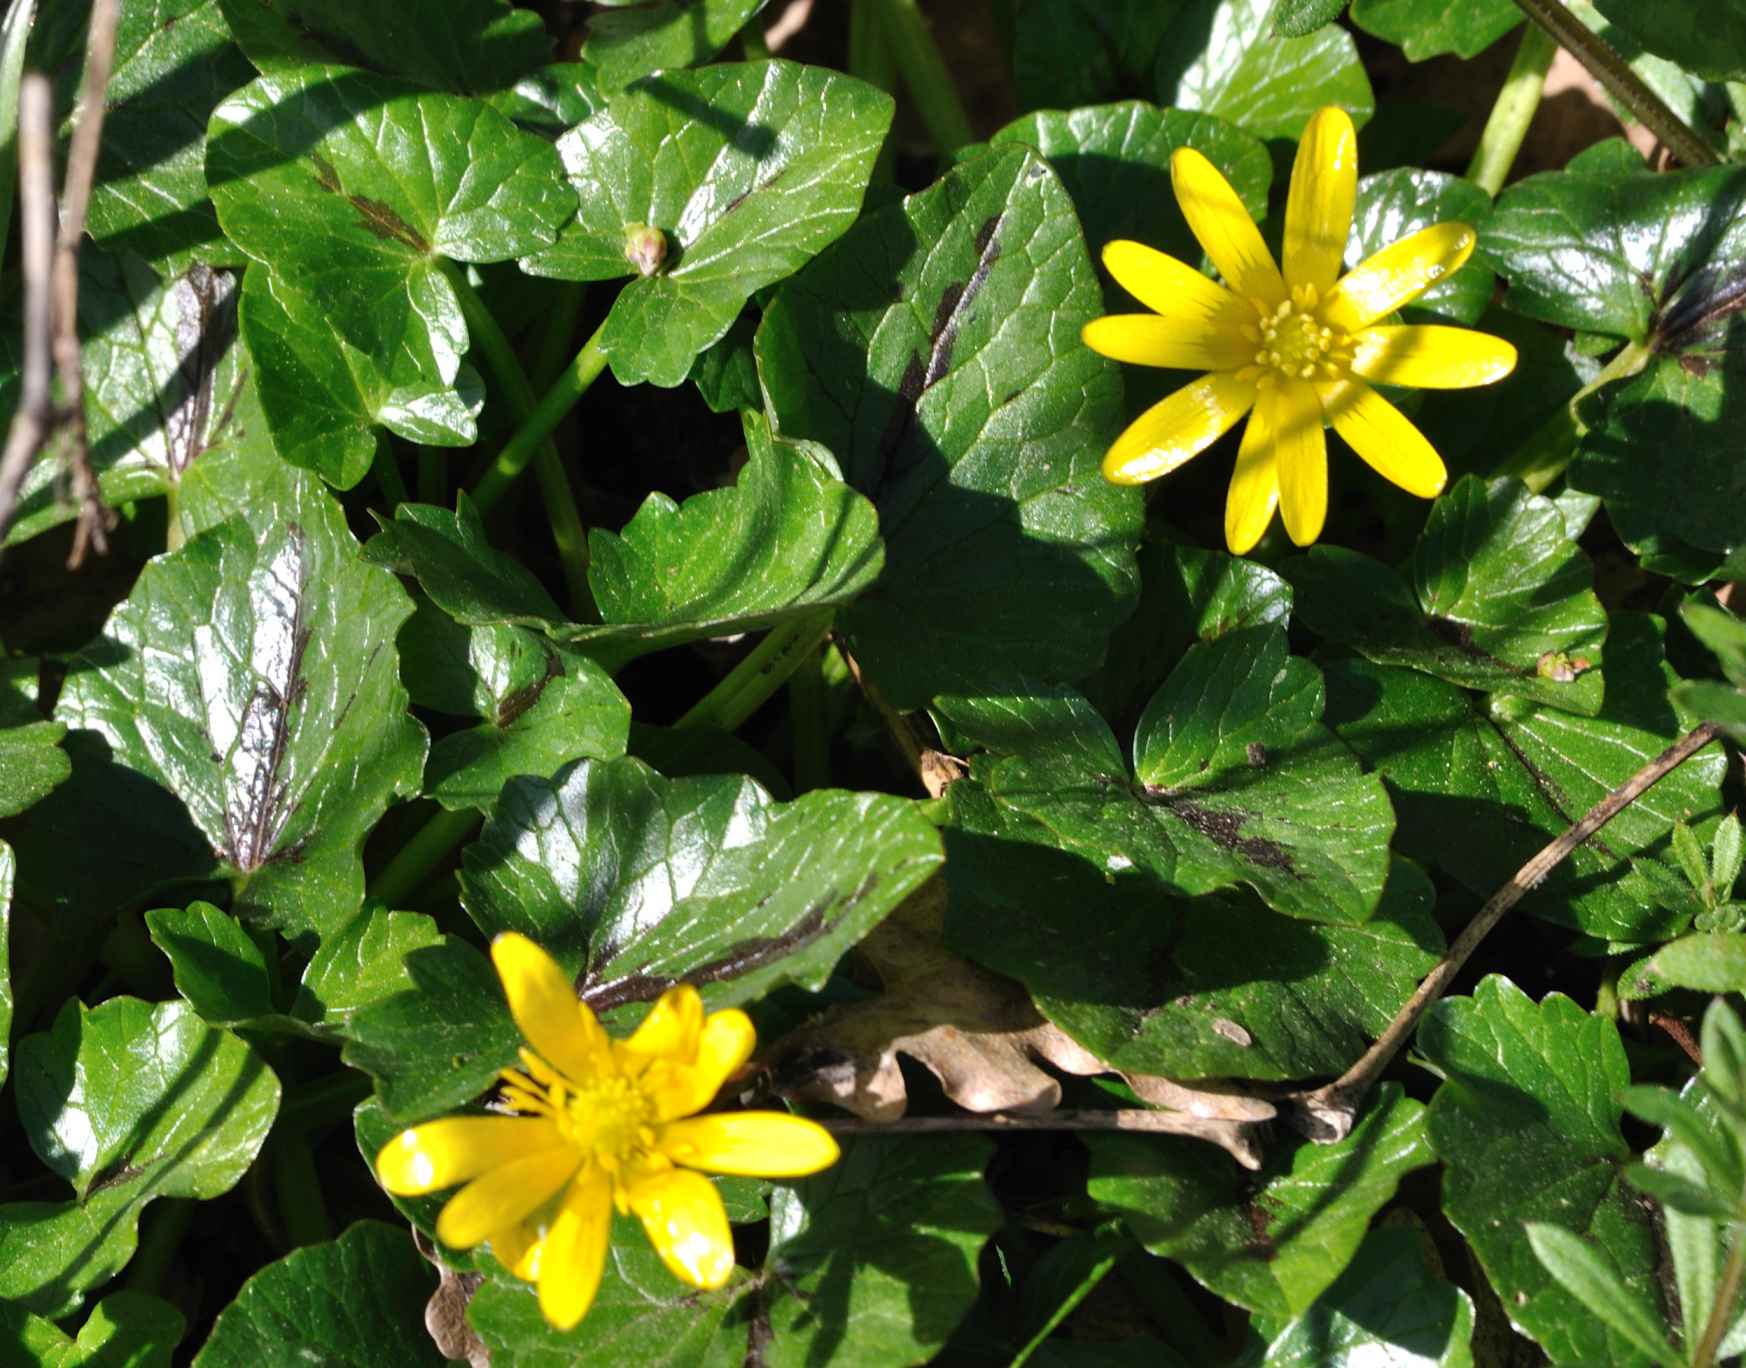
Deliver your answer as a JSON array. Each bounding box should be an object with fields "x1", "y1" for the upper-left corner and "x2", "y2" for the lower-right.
[{"x1": 1468, "y1": 21, "x2": 1558, "y2": 196}]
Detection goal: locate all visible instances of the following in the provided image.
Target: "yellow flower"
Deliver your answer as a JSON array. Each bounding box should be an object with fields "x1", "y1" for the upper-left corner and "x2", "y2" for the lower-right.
[
  {"x1": 376, "y1": 933, "x2": 840, "y2": 1331},
  {"x1": 1081, "y1": 106, "x2": 1517, "y2": 554}
]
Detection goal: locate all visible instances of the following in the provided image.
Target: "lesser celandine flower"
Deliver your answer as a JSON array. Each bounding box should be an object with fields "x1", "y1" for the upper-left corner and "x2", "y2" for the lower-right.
[
  {"x1": 1082, "y1": 105, "x2": 1517, "y2": 554},
  {"x1": 376, "y1": 933, "x2": 839, "y2": 1330}
]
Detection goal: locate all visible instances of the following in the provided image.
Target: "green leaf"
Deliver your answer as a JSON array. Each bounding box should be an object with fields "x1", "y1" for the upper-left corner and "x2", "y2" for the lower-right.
[
  {"x1": 525, "y1": 61, "x2": 893, "y2": 388},
  {"x1": 45, "y1": 0, "x2": 254, "y2": 273},
  {"x1": 193, "y1": 1221, "x2": 444, "y2": 1367},
  {"x1": 1591, "y1": 0, "x2": 1746, "y2": 83},
  {"x1": 1350, "y1": 170, "x2": 1494, "y2": 325},
  {"x1": 344, "y1": 938, "x2": 520, "y2": 1121},
  {"x1": 1482, "y1": 153, "x2": 1746, "y2": 345},
  {"x1": 1620, "y1": 932, "x2": 1746, "y2": 998},
  {"x1": 986, "y1": 103, "x2": 1273, "y2": 305},
  {"x1": 468, "y1": 1230, "x2": 748, "y2": 1366},
  {"x1": 757, "y1": 1136, "x2": 1001, "y2": 1366},
  {"x1": 1525, "y1": 1225, "x2": 1682, "y2": 1367},
  {"x1": 0, "y1": 843, "x2": 11, "y2": 1090},
  {"x1": 1, "y1": 999, "x2": 279, "y2": 1317},
  {"x1": 1684, "y1": 600, "x2": 1746, "y2": 688},
  {"x1": 945, "y1": 848, "x2": 1440, "y2": 1082},
  {"x1": 1574, "y1": 353, "x2": 1746, "y2": 559},
  {"x1": 208, "y1": 67, "x2": 573, "y2": 483},
  {"x1": 1285, "y1": 476, "x2": 1608, "y2": 714},
  {"x1": 1348, "y1": 0, "x2": 1520, "y2": 59},
  {"x1": 583, "y1": 0, "x2": 765, "y2": 92},
  {"x1": 1008, "y1": 0, "x2": 1187, "y2": 111},
  {"x1": 1155, "y1": 0, "x2": 1375, "y2": 141},
  {"x1": 2, "y1": 255, "x2": 252, "y2": 547},
  {"x1": 5, "y1": 1290, "x2": 187, "y2": 1368},
  {"x1": 1085, "y1": 543, "x2": 1293, "y2": 734},
  {"x1": 563, "y1": 419, "x2": 883, "y2": 663},
  {"x1": 1269, "y1": 0, "x2": 1348, "y2": 38},
  {"x1": 217, "y1": 0, "x2": 549, "y2": 93},
  {"x1": 424, "y1": 637, "x2": 631, "y2": 812},
  {"x1": 0, "y1": 0, "x2": 36, "y2": 265},
  {"x1": 55, "y1": 460, "x2": 426, "y2": 941},
  {"x1": 459, "y1": 755, "x2": 944, "y2": 1006},
  {"x1": 367, "y1": 498, "x2": 564, "y2": 630},
  {"x1": 758, "y1": 146, "x2": 1141, "y2": 708},
  {"x1": 940, "y1": 627, "x2": 1396, "y2": 926},
  {"x1": 1323, "y1": 614, "x2": 1726, "y2": 940},
  {"x1": 145, "y1": 902, "x2": 277, "y2": 1027},
  {"x1": 1421, "y1": 976, "x2": 1661, "y2": 1367},
  {"x1": 0, "y1": 721, "x2": 69, "y2": 818},
  {"x1": 1257, "y1": 1226, "x2": 1474, "y2": 1366},
  {"x1": 1090, "y1": 1084, "x2": 1432, "y2": 1318},
  {"x1": 293, "y1": 905, "x2": 444, "y2": 1030}
]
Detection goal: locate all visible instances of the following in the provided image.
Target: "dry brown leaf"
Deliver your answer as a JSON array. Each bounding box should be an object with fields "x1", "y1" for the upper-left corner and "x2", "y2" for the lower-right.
[
  {"x1": 763, "y1": 879, "x2": 1275, "y2": 1168},
  {"x1": 413, "y1": 1229, "x2": 489, "y2": 1368}
]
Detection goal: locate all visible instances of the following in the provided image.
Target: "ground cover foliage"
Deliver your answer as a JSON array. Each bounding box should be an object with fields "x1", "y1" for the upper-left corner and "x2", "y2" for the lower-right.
[{"x1": 10, "y1": 0, "x2": 1746, "y2": 1362}]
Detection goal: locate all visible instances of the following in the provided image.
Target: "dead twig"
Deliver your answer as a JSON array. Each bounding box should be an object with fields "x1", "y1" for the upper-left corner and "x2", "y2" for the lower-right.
[
  {"x1": 835, "y1": 634, "x2": 966, "y2": 798},
  {"x1": 0, "y1": 0, "x2": 121, "y2": 563},
  {"x1": 817, "y1": 1108, "x2": 1269, "y2": 1167},
  {"x1": 1290, "y1": 721, "x2": 1724, "y2": 1142}
]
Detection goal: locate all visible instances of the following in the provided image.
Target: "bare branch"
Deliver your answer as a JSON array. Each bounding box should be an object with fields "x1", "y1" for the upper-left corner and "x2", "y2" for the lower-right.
[
  {"x1": 56, "y1": 0, "x2": 122, "y2": 566},
  {"x1": 1290, "y1": 721, "x2": 1724, "y2": 1141},
  {"x1": 818, "y1": 1108, "x2": 1271, "y2": 1169},
  {"x1": 0, "y1": 75, "x2": 57, "y2": 544}
]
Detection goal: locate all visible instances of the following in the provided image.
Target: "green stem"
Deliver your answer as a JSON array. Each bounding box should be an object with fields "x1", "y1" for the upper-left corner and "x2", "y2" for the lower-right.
[
  {"x1": 849, "y1": 0, "x2": 899, "y2": 184},
  {"x1": 372, "y1": 441, "x2": 408, "y2": 507},
  {"x1": 272, "y1": 1132, "x2": 332, "y2": 1249},
  {"x1": 368, "y1": 805, "x2": 482, "y2": 908},
  {"x1": 1511, "y1": 0, "x2": 1718, "y2": 167},
  {"x1": 449, "y1": 267, "x2": 597, "y2": 616},
  {"x1": 677, "y1": 610, "x2": 836, "y2": 734},
  {"x1": 1467, "y1": 22, "x2": 1558, "y2": 195},
  {"x1": 123, "y1": 1198, "x2": 192, "y2": 1297},
  {"x1": 875, "y1": 0, "x2": 975, "y2": 157},
  {"x1": 740, "y1": 21, "x2": 771, "y2": 60},
  {"x1": 1694, "y1": 1215, "x2": 1746, "y2": 1367},
  {"x1": 279, "y1": 1069, "x2": 373, "y2": 1135},
  {"x1": 163, "y1": 480, "x2": 184, "y2": 552},
  {"x1": 472, "y1": 320, "x2": 610, "y2": 521},
  {"x1": 1494, "y1": 338, "x2": 1651, "y2": 492}
]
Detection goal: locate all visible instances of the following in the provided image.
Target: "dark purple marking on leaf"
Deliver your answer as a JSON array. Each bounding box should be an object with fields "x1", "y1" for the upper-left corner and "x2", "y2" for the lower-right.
[
  {"x1": 1424, "y1": 615, "x2": 1529, "y2": 676},
  {"x1": 1245, "y1": 1197, "x2": 1278, "y2": 1259},
  {"x1": 580, "y1": 901, "x2": 835, "y2": 1013},
  {"x1": 1142, "y1": 788, "x2": 1298, "y2": 874},
  {"x1": 282, "y1": 8, "x2": 380, "y2": 74},
  {"x1": 311, "y1": 154, "x2": 342, "y2": 195},
  {"x1": 1655, "y1": 264, "x2": 1746, "y2": 357},
  {"x1": 164, "y1": 265, "x2": 239, "y2": 477},
  {"x1": 873, "y1": 212, "x2": 1004, "y2": 489},
  {"x1": 494, "y1": 646, "x2": 562, "y2": 729},
  {"x1": 223, "y1": 524, "x2": 314, "y2": 871},
  {"x1": 89, "y1": 1163, "x2": 146, "y2": 1194},
  {"x1": 348, "y1": 196, "x2": 429, "y2": 252},
  {"x1": 745, "y1": 1288, "x2": 775, "y2": 1368},
  {"x1": 1482, "y1": 713, "x2": 1620, "y2": 863}
]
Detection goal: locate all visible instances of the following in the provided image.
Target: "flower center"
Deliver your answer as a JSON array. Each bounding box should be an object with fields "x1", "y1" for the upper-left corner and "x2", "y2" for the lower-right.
[
  {"x1": 499, "y1": 1052, "x2": 656, "y2": 1172},
  {"x1": 1243, "y1": 284, "x2": 1353, "y2": 386}
]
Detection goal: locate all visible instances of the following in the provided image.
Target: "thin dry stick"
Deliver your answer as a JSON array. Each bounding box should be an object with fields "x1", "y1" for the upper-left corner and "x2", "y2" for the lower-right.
[
  {"x1": 820, "y1": 1108, "x2": 1268, "y2": 1166},
  {"x1": 55, "y1": 0, "x2": 121, "y2": 566},
  {"x1": 1292, "y1": 721, "x2": 1723, "y2": 1142},
  {"x1": 0, "y1": 76, "x2": 57, "y2": 544}
]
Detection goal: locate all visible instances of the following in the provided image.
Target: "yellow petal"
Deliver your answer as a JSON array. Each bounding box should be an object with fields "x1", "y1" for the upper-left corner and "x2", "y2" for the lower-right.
[
  {"x1": 617, "y1": 984, "x2": 704, "y2": 1066},
  {"x1": 644, "y1": 1008, "x2": 758, "y2": 1122},
  {"x1": 626, "y1": 1167, "x2": 737, "y2": 1290},
  {"x1": 376, "y1": 1115, "x2": 562, "y2": 1196},
  {"x1": 1100, "y1": 240, "x2": 1250, "y2": 330},
  {"x1": 1349, "y1": 325, "x2": 1518, "y2": 389},
  {"x1": 536, "y1": 1163, "x2": 613, "y2": 1331},
  {"x1": 1224, "y1": 407, "x2": 1278, "y2": 556},
  {"x1": 487, "y1": 1220, "x2": 541, "y2": 1280},
  {"x1": 1170, "y1": 148, "x2": 1286, "y2": 308},
  {"x1": 1082, "y1": 315, "x2": 1255, "y2": 372},
  {"x1": 491, "y1": 933, "x2": 611, "y2": 1085},
  {"x1": 659, "y1": 1112, "x2": 841, "y2": 1178},
  {"x1": 1317, "y1": 377, "x2": 1448, "y2": 498},
  {"x1": 1102, "y1": 371, "x2": 1258, "y2": 486},
  {"x1": 1321, "y1": 222, "x2": 1477, "y2": 333},
  {"x1": 1270, "y1": 379, "x2": 1330, "y2": 546},
  {"x1": 435, "y1": 1144, "x2": 583, "y2": 1248},
  {"x1": 1283, "y1": 106, "x2": 1358, "y2": 294}
]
